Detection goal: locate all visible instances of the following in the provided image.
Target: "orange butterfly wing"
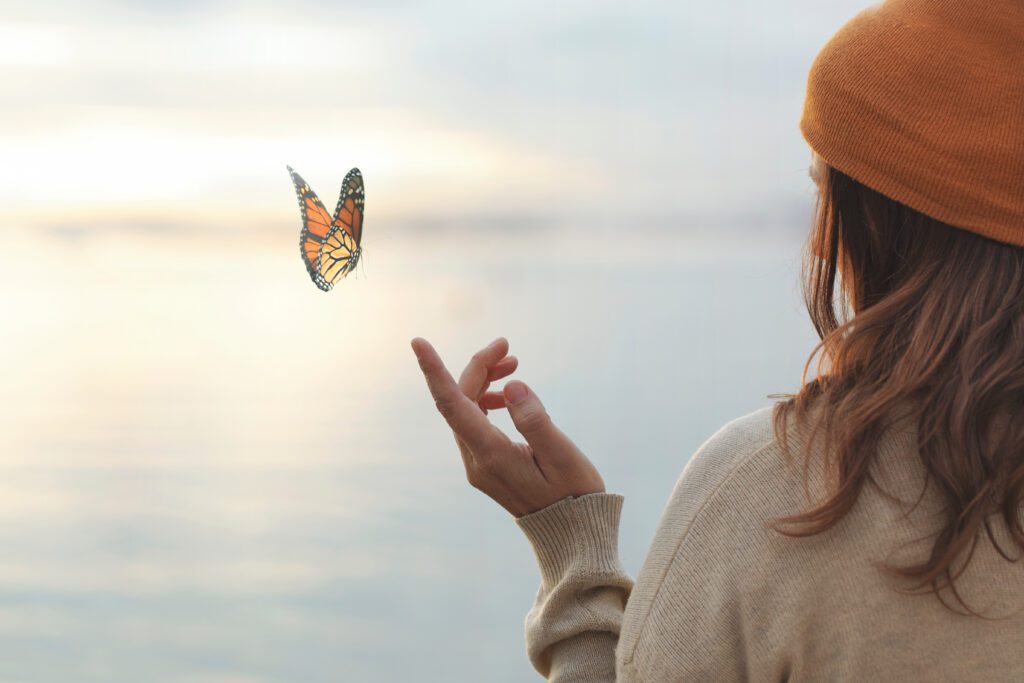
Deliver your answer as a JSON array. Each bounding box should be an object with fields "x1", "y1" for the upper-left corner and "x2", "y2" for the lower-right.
[
  {"x1": 331, "y1": 167, "x2": 364, "y2": 245},
  {"x1": 288, "y1": 165, "x2": 334, "y2": 291},
  {"x1": 319, "y1": 226, "x2": 359, "y2": 285},
  {"x1": 318, "y1": 167, "x2": 365, "y2": 286}
]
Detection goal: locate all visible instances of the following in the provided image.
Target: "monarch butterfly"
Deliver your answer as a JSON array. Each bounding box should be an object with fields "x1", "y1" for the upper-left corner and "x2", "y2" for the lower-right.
[{"x1": 287, "y1": 165, "x2": 365, "y2": 291}]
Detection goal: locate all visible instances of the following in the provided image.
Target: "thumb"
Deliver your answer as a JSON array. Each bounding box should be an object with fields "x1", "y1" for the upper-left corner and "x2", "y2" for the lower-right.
[{"x1": 503, "y1": 380, "x2": 570, "y2": 454}]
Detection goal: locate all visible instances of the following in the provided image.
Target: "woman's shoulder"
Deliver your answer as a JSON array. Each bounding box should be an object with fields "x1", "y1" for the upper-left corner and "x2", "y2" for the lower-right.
[
  {"x1": 692, "y1": 403, "x2": 779, "y2": 464},
  {"x1": 668, "y1": 403, "x2": 793, "y2": 514},
  {"x1": 619, "y1": 404, "x2": 806, "y2": 674},
  {"x1": 646, "y1": 402, "x2": 829, "y2": 568}
]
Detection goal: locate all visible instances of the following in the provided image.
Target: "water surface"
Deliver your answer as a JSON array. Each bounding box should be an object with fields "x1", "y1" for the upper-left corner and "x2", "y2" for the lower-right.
[{"x1": 0, "y1": 227, "x2": 818, "y2": 682}]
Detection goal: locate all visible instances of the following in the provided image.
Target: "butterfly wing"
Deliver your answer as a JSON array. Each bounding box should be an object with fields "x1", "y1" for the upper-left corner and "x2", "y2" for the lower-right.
[
  {"x1": 331, "y1": 167, "x2": 365, "y2": 247},
  {"x1": 316, "y1": 167, "x2": 365, "y2": 287},
  {"x1": 288, "y1": 165, "x2": 334, "y2": 291},
  {"x1": 318, "y1": 223, "x2": 360, "y2": 286}
]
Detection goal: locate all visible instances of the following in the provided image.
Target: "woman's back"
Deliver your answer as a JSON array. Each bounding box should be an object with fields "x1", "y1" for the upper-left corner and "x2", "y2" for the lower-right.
[{"x1": 605, "y1": 405, "x2": 1024, "y2": 680}]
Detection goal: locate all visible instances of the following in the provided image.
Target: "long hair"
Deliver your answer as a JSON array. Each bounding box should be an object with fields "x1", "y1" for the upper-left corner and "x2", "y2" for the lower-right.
[{"x1": 770, "y1": 159, "x2": 1024, "y2": 613}]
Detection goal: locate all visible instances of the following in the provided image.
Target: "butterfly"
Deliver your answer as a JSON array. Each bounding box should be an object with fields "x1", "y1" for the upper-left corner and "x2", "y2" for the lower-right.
[{"x1": 287, "y1": 165, "x2": 365, "y2": 291}]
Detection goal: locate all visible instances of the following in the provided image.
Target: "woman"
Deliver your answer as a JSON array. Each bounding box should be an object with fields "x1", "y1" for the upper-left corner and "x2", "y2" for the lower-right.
[{"x1": 412, "y1": 0, "x2": 1024, "y2": 679}]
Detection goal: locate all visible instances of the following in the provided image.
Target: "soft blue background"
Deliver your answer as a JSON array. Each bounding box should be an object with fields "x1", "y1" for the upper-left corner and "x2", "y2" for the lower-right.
[{"x1": 0, "y1": 0, "x2": 866, "y2": 680}]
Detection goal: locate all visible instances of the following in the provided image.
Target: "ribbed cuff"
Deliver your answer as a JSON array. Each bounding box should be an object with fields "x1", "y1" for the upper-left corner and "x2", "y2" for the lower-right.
[
  {"x1": 547, "y1": 631, "x2": 618, "y2": 681},
  {"x1": 514, "y1": 492, "x2": 626, "y2": 589}
]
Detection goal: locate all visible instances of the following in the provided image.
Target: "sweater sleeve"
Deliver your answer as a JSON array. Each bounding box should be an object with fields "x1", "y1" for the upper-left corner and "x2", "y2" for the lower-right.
[{"x1": 514, "y1": 492, "x2": 634, "y2": 682}]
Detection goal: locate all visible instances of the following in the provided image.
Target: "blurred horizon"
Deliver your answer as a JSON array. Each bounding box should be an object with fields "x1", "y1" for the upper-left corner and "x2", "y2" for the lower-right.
[{"x1": 0, "y1": 0, "x2": 868, "y2": 243}]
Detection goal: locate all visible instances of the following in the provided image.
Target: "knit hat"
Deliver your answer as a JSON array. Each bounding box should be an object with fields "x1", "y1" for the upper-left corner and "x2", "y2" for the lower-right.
[{"x1": 799, "y1": 0, "x2": 1024, "y2": 247}]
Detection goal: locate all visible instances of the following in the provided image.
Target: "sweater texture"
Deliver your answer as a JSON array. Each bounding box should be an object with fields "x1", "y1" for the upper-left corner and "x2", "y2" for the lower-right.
[
  {"x1": 515, "y1": 404, "x2": 1024, "y2": 681},
  {"x1": 799, "y1": 0, "x2": 1024, "y2": 246}
]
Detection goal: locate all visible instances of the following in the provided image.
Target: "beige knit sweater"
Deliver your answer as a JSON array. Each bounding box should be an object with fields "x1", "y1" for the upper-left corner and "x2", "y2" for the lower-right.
[{"x1": 515, "y1": 404, "x2": 1024, "y2": 681}]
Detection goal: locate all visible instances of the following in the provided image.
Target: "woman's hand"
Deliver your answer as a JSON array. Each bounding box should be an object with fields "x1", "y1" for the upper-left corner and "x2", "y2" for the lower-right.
[{"x1": 411, "y1": 336, "x2": 605, "y2": 518}]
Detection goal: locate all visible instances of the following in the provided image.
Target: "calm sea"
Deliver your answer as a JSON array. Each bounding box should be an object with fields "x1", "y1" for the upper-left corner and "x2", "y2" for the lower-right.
[{"x1": 0, "y1": 226, "x2": 817, "y2": 682}]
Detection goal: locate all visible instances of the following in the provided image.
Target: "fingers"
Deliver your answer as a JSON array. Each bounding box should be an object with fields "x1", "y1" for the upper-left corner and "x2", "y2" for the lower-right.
[
  {"x1": 412, "y1": 338, "x2": 500, "y2": 453},
  {"x1": 487, "y1": 355, "x2": 518, "y2": 382},
  {"x1": 478, "y1": 391, "x2": 506, "y2": 410},
  {"x1": 477, "y1": 356, "x2": 517, "y2": 411},
  {"x1": 470, "y1": 347, "x2": 516, "y2": 411},
  {"x1": 502, "y1": 380, "x2": 576, "y2": 457},
  {"x1": 457, "y1": 337, "x2": 509, "y2": 399}
]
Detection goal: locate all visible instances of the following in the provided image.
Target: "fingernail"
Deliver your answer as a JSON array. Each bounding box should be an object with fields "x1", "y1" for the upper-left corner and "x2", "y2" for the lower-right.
[
  {"x1": 505, "y1": 382, "x2": 527, "y2": 404},
  {"x1": 488, "y1": 337, "x2": 503, "y2": 348}
]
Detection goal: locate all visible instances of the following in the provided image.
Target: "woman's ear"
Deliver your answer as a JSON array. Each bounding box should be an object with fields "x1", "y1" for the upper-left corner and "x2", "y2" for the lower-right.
[{"x1": 809, "y1": 151, "x2": 825, "y2": 187}]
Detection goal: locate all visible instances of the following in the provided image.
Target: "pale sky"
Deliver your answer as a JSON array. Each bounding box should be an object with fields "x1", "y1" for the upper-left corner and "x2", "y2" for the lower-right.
[{"x1": 0, "y1": 0, "x2": 869, "y2": 238}]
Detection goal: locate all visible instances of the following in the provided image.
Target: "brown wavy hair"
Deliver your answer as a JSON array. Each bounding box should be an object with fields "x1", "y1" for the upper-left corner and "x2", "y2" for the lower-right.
[{"x1": 769, "y1": 157, "x2": 1024, "y2": 613}]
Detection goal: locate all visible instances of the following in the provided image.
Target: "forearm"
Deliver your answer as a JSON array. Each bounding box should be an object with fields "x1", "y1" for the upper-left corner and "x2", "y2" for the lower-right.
[{"x1": 516, "y1": 492, "x2": 634, "y2": 681}]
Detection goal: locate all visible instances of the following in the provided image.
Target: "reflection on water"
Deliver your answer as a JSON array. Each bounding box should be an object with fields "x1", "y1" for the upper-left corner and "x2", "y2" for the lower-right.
[{"x1": 0, "y1": 226, "x2": 816, "y2": 682}]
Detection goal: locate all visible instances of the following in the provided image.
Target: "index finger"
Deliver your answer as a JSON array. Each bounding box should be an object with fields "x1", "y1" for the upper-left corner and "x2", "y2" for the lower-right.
[{"x1": 411, "y1": 337, "x2": 500, "y2": 452}]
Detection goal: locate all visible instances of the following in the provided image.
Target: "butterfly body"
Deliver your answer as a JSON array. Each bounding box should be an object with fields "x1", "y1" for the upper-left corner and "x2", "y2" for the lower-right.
[{"x1": 288, "y1": 165, "x2": 365, "y2": 291}]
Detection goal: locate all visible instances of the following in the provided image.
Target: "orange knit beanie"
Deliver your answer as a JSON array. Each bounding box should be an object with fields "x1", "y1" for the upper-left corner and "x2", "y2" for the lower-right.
[{"x1": 800, "y1": 0, "x2": 1024, "y2": 246}]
